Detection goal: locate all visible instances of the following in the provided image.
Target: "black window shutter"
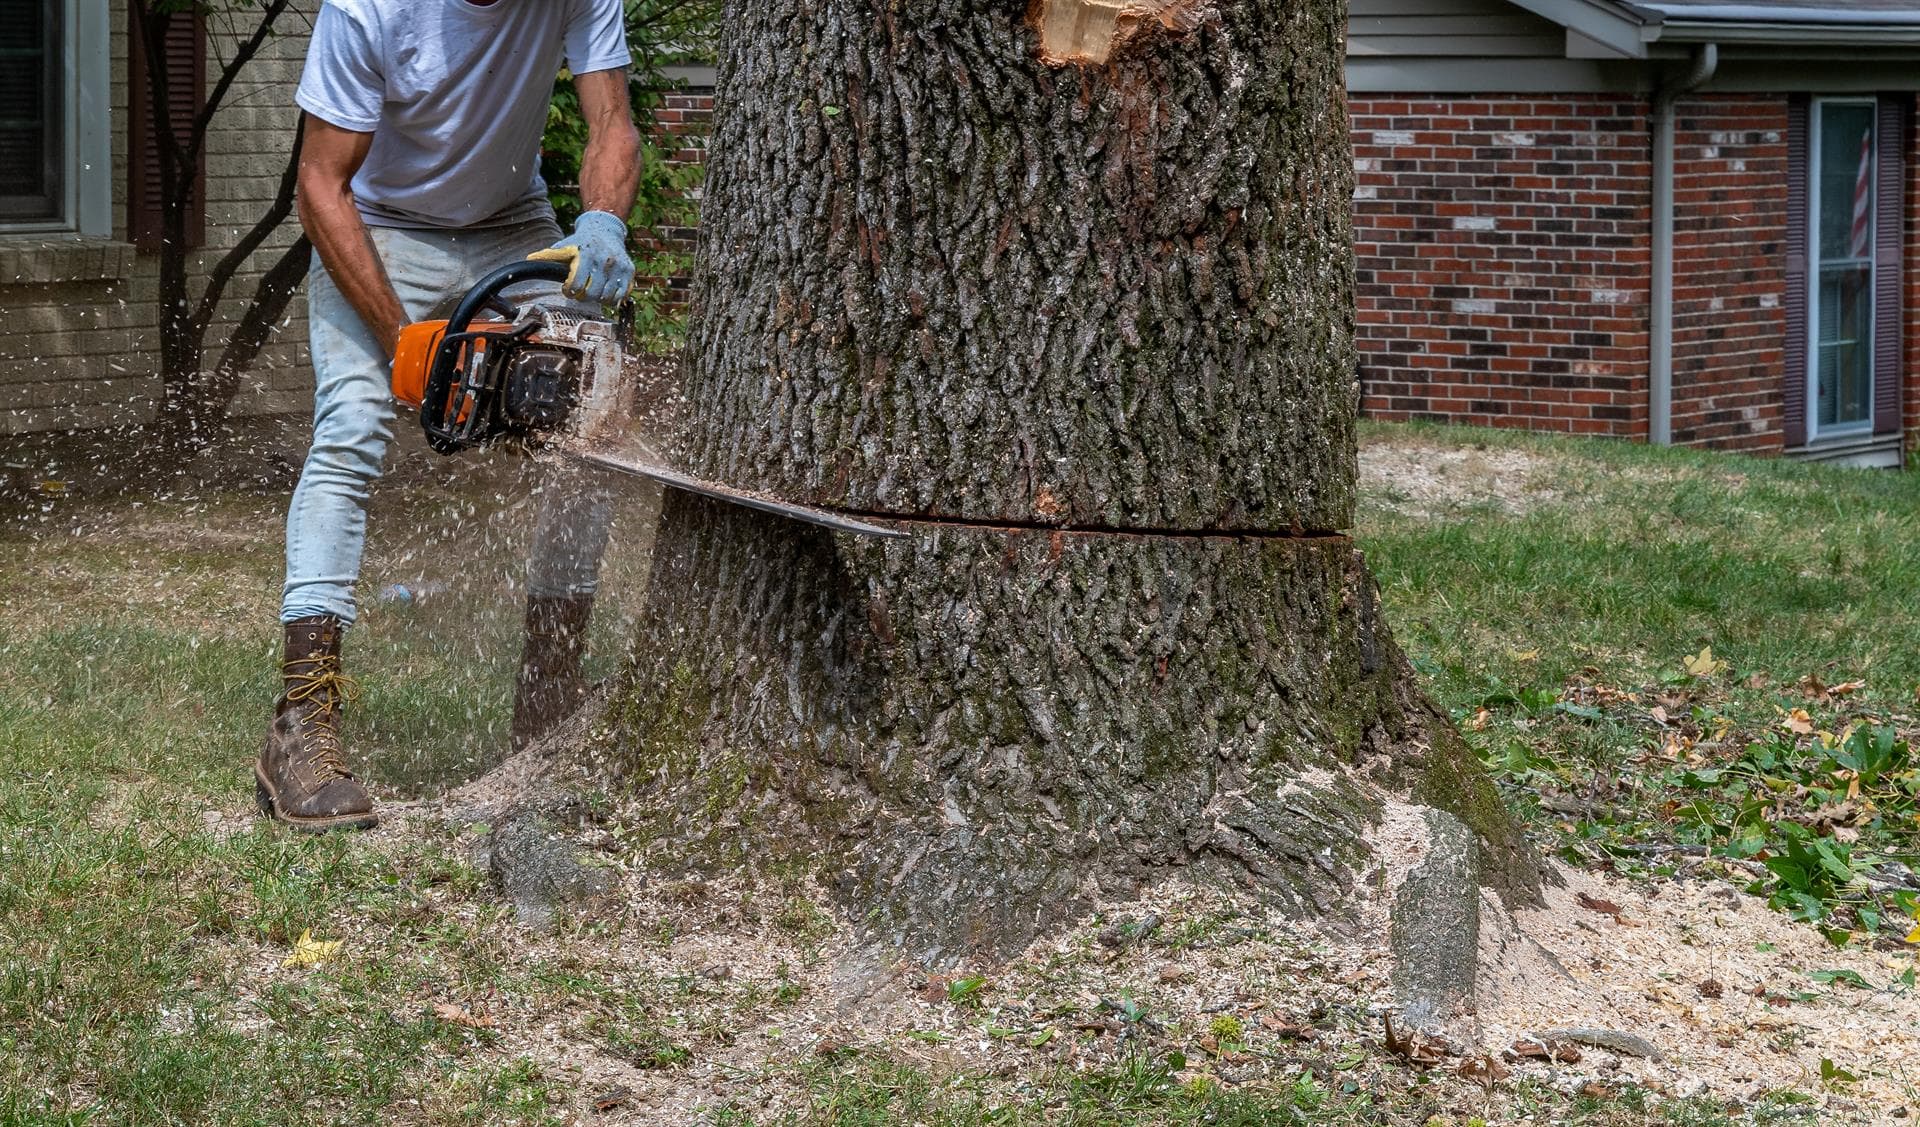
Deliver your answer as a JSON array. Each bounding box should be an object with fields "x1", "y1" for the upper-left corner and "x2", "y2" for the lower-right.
[
  {"x1": 1784, "y1": 95, "x2": 1810, "y2": 448},
  {"x1": 127, "y1": 5, "x2": 206, "y2": 251},
  {"x1": 1874, "y1": 94, "x2": 1907, "y2": 437}
]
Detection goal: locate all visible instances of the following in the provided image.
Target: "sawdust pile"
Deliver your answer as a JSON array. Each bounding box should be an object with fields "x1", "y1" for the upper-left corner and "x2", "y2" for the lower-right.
[
  {"x1": 376, "y1": 747, "x2": 1920, "y2": 1125},
  {"x1": 1469, "y1": 868, "x2": 1920, "y2": 1115}
]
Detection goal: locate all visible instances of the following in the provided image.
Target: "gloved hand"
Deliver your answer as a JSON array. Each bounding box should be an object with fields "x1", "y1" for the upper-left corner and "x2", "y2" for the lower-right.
[{"x1": 528, "y1": 210, "x2": 634, "y2": 306}]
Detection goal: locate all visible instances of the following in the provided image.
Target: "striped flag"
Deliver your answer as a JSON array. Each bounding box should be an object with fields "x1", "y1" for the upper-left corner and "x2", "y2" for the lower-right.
[{"x1": 1851, "y1": 126, "x2": 1874, "y2": 259}]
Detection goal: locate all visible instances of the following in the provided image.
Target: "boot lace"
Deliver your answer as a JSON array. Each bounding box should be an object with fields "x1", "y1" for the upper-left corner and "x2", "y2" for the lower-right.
[{"x1": 285, "y1": 661, "x2": 360, "y2": 783}]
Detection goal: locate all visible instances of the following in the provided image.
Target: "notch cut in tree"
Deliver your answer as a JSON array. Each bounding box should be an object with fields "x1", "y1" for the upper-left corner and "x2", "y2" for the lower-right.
[
  {"x1": 1030, "y1": 0, "x2": 1206, "y2": 66},
  {"x1": 591, "y1": 0, "x2": 1543, "y2": 969}
]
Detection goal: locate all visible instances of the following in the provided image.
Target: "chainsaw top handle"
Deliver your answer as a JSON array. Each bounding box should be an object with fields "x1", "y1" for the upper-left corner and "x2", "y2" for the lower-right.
[
  {"x1": 420, "y1": 259, "x2": 573, "y2": 454},
  {"x1": 444, "y1": 258, "x2": 572, "y2": 336}
]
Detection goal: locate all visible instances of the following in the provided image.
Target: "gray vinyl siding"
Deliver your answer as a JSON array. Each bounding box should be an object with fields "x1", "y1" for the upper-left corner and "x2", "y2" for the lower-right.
[{"x1": 1349, "y1": 0, "x2": 1567, "y2": 58}]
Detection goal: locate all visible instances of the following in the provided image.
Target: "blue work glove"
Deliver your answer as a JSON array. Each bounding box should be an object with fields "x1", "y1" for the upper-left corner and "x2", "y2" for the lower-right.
[{"x1": 528, "y1": 210, "x2": 634, "y2": 306}]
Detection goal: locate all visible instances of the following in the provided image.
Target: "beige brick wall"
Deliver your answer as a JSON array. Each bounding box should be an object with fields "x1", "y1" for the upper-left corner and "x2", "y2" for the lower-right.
[{"x1": 0, "y1": 4, "x2": 317, "y2": 437}]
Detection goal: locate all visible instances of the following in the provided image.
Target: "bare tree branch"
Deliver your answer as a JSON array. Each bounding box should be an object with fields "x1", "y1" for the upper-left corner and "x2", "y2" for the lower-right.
[
  {"x1": 197, "y1": 234, "x2": 314, "y2": 432},
  {"x1": 187, "y1": 118, "x2": 305, "y2": 341},
  {"x1": 188, "y1": 0, "x2": 296, "y2": 158}
]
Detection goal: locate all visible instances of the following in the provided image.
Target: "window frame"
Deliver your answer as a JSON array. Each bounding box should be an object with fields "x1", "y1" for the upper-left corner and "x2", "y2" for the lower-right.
[
  {"x1": 1784, "y1": 92, "x2": 1907, "y2": 452},
  {"x1": 1805, "y1": 95, "x2": 1880, "y2": 442},
  {"x1": 0, "y1": 0, "x2": 64, "y2": 223},
  {"x1": 0, "y1": 0, "x2": 112, "y2": 237}
]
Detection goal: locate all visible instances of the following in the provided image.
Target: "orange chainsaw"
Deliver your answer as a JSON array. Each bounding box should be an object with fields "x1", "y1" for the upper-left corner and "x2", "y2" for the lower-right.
[{"x1": 390, "y1": 260, "x2": 902, "y2": 539}]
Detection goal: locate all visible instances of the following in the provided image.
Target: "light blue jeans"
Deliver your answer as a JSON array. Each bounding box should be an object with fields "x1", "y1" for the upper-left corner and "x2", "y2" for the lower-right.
[{"x1": 283, "y1": 217, "x2": 615, "y2": 625}]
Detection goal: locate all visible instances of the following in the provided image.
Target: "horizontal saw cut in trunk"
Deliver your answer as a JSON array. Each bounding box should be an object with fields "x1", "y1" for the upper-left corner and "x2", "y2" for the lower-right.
[{"x1": 596, "y1": 0, "x2": 1543, "y2": 967}]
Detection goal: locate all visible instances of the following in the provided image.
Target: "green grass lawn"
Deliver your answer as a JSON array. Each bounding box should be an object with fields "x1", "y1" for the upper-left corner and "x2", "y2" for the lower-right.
[
  {"x1": 1360, "y1": 423, "x2": 1920, "y2": 943},
  {"x1": 0, "y1": 424, "x2": 1915, "y2": 1124}
]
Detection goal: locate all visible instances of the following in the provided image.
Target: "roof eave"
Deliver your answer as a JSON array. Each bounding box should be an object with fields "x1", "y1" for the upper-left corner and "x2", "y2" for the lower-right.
[
  {"x1": 1504, "y1": 0, "x2": 1662, "y2": 58},
  {"x1": 1650, "y1": 19, "x2": 1920, "y2": 46}
]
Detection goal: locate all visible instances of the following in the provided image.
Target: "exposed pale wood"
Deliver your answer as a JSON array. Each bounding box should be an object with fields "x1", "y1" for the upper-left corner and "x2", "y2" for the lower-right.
[{"x1": 1032, "y1": 0, "x2": 1200, "y2": 66}]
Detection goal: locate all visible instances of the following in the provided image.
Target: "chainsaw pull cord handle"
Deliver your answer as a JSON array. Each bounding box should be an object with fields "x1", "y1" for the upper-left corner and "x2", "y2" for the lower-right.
[{"x1": 420, "y1": 259, "x2": 574, "y2": 453}]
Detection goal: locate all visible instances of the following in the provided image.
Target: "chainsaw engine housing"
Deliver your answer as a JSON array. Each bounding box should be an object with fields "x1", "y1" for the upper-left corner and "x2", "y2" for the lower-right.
[{"x1": 404, "y1": 260, "x2": 628, "y2": 455}]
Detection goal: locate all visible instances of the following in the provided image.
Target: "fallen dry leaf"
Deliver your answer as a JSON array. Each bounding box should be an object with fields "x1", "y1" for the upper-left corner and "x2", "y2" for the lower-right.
[
  {"x1": 430, "y1": 1002, "x2": 497, "y2": 1029},
  {"x1": 1258, "y1": 1012, "x2": 1317, "y2": 1040},
  {"x1": 1576, "y1": 892, "x2": 1625, "y2": 920},
  {"x1": 1458, "y1": 1054, "x2": 1510, "y2": 1087},
  {"x1": 281, "y1": 928, "x2": 343, "y2": 969},
  {"x1": 1383, "y1": 1014, "x2": 1449, "y2": 1067},
  {"x1": 1783, "y1": 708, "x2": 1815, "y2": 736},
  {"x1": 1683, "y1": 646, "x2": 1727, "y2": 678}
]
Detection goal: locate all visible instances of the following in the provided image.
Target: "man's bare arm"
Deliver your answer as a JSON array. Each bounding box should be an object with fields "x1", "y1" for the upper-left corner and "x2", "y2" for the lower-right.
[
  {"x1": 297, "y1": 114, "x2": 408, "y2": 359},
  {"x1": 574, "y1": 68, "x2": 641, "y2": 221}
]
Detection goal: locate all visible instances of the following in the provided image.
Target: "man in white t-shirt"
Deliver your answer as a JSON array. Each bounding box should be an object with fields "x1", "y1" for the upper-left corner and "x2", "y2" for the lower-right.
[{"x1": 257, "y1": 0, "x2": 641, "y2": 832}]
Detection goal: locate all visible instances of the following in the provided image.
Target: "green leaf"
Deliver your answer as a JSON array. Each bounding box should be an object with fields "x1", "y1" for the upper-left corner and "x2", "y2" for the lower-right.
[{"x1": 1809, "y1": 968, "x2": 1875, "y2": 990}]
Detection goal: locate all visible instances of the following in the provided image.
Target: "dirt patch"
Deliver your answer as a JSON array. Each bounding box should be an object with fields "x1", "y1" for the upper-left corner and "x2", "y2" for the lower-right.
[{"x1": 1360, "y1": 436, "x2": 1564, "y2": 518}]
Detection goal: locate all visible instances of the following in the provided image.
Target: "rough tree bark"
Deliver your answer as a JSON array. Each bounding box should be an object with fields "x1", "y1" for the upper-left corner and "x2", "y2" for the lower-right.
[{"x1": 597, "y1": 0, "x2": 1541, "y2": 966}]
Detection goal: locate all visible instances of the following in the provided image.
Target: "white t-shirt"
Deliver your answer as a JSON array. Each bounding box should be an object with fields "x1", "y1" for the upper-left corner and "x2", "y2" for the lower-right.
[{"x1": 296, "y1": 0, "x2": 629, "y2": 229}]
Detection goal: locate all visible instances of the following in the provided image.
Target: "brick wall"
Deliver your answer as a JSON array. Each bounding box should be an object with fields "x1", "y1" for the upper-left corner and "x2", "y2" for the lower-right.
[
  {"x1": 1352, "y1": 95, "x2": 1653, "y2": 437},
  {"x1": 637, "y1": 84, "x2": 712, "y2": 310},
  {"x1": 0, "y1": 5, "x2": 314, "y2": 437},
  {"x1": 1669, "y1": 97, "x2": 1788, "y2": 450}
]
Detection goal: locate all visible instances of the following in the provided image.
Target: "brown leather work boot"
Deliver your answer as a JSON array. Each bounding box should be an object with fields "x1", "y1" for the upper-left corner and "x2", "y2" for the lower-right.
[
  {"x1": 255, "y1": 615, "x2": 378, "y2": 832},
  {"x1": 510, "y1": 593, "x2": 594, "y2": 751}
]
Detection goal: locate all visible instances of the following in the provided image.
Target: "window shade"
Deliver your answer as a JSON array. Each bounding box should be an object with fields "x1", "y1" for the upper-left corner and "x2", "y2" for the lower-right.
[{"x1": 0, "y1": 0, "x2": 61, "y2": 221}]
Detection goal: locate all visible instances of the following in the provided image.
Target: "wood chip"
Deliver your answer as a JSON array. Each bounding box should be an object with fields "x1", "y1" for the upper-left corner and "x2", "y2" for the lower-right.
[{"x1": 429, "y1": 1002, "x2": 496, "y2": 1029}]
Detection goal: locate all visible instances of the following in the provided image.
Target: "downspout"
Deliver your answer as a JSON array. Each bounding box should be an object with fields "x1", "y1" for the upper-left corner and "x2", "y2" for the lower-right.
[{"x1": 1649, "y1": 42, "x2": 1719, "y2": 446}]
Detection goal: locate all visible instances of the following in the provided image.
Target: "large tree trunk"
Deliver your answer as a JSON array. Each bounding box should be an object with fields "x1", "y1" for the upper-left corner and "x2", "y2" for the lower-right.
[{"x1": 599, "y1": 0, "x2": 1540, "y2": 966}]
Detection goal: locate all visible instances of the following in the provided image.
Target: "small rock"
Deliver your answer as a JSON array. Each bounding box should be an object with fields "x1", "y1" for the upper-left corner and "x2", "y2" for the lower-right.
[
  {"x1": 1097, "y1": 913, "x2": 1161, "y2": 949},
  {"x1": 487, "y1": 807, "x2": 616, "y2": 930},
  {"x1": 1546, "y1": 1027, "x2": 1662, "y2": 1061}
]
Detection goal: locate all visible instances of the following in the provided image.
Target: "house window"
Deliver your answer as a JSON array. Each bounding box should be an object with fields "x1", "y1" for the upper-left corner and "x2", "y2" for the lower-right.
[
  {"x1": 1809, "y1": 100, "x2": 1878, "y2": 436},
  {"x1": 0, "y1": 0, "x2": 110, "y2": 236},
  {"x1": 0, "y1": 0, "x2": 62, "y2": 222},
  {"x1": 1784, "y1": 94, "x2": 1906, "y2": 450}
]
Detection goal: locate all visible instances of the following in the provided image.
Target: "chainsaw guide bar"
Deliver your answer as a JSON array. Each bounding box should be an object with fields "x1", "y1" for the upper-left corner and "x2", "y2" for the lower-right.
[
  {"x1": 569, "y1": 449, "x2": 907, "y2": 540},
  {"x1": 392, "y1": 258, "x2": 906, "y2": 541}
]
